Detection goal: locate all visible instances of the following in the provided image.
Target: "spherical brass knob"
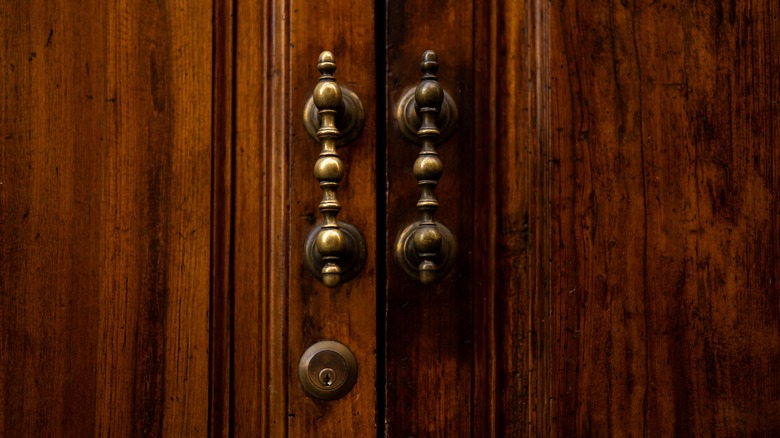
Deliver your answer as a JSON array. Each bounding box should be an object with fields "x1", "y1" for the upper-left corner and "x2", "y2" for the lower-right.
[
  {"x1": 313, "y1": 52, "x2": 341, "y2": 113},
  {"x1": 413, "y1": 154, "x2": 443, "y2": 181},
  {"x1": 317, "y1": 51, "x2": 336, "y2": 74},
  {"x1": 302, "y1": 52, "x2": 364, "y2": 146},
  {"x1": 314, "y1": 156, "x2": 344, "y2": 182}
]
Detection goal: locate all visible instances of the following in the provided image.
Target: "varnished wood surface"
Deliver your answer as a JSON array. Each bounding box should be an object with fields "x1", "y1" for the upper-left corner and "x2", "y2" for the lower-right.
[
  {"x1": 386, "y1": 0, "x2": 780, "y2": 436},
  {"x1": 0, "y1": 0, "x2": 212, "y2": 436},
  {"x1": 547, "y1": 1, "x2": 780, "y2": 435},
  {"x1": 383, "y1": 1, "x2": 538, "y2": 435},
  {"x1": 231, "y1": 0, "x2": 289, "y2": 436},
  {"x1": 210, "y1": 0, "x2": 234, "y2": 436},
  {"x1": 5, "y1": 1, "x2": 777, "y2": 436},
  {"x1": 474, "y1": 1, "x2": 537, "y2": 436},
  {"x1": 528, "y1": 1, "x2": 553, "y2": 435}
]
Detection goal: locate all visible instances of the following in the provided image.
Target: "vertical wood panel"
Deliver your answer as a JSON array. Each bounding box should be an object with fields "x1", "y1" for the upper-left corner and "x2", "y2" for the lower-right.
[
  {"x1": 385, "y1": 0, "x2": 538, "y2": 435},
  {"x1": 287, "y1": 0, "x2": 378, "y2": 435},
  {"x1": 231, "y1": 0, "x2": 378, "y2": 436},
  {"x1": 547, "y1": 1, "x2": 780, "y2": 435},
  {"x1": 0, "y1": 1, "x2": 212, "y2": 435},
  {"x1": 210, "y1": 0, "x2": 234, "y2": 435},
  {"x1": 232, "y1": 0, "x2": 290, "y2": 435},
  {"x1": 473, "y1": 0, "x2": 538, "y2": 436},
  {"x1": 384, "y1": 0, "x2": 475, "y2": 436},
  {"x1": 529, "y1": 0, "x2": 553, "y2": 435}
]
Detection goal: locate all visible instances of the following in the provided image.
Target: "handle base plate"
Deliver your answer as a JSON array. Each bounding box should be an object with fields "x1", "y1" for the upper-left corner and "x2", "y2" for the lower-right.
[
  {"x1": 304, "y1": 221, "x2": 366, "y2": 284},
  {"x1": 394, "y1": 221, "x2": 457, "y2": 283},
  {"x1": 395, "y1": 86, "x2": 458, "y2": 145},
  {"x1": 303, "y1": 86, "x2": 365, "y2": 147}
]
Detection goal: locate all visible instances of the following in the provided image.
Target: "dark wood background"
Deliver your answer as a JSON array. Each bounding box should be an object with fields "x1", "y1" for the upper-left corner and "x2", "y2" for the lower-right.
[
  {"x1": 545, "y1": 1, "x2": 780, "y2": 435},
  {"x1": 1, "y1": 1, "x2": 212, "y2": 436},
  {"x1": 2, "y1": 0, "x2": 778, "y2": 436}
]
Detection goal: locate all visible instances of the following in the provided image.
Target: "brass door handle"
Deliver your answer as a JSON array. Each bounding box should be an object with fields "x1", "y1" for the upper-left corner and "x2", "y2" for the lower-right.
[
  {"x1": 394, "y1": 50, "x2": 457, "y2": 284},
  {"x1": 302, "y1": 52, "x2": 366, "y2": 287}
]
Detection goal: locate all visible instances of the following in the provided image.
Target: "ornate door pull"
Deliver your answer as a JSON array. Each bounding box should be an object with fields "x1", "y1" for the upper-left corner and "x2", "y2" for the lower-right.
[
  {"x1": 302, "y1": 51, "x2": 366, "y2": 287},
  {"x1": 393, "y1": 50, "x2": 457, "y2": 284}
]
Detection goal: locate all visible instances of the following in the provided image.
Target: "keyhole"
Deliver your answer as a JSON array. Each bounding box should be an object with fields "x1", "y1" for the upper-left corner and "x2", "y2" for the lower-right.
[{"x1": 319, "y1": 368, "x2": 335, "y2": 387}]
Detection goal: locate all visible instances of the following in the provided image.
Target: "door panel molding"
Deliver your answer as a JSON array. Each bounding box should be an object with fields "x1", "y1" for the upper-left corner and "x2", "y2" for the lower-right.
[
  {"x1": 473, "y1": 0, "x2": 549, "y2": 436},
  {"x1": 229, "y1": 0, "x2": 290, "y2": 436},
  {"x1": 210, "y1": 0, "x2": 235, "y2": 436}
]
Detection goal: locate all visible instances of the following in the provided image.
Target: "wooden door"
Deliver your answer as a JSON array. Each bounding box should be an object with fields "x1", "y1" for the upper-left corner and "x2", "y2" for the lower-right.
[
  {"x1": 223, "y1": 0, "x2": 379, "y2": 436},
  {"x1": 3, "y1": 0, "x2": 779, "y2": 437},
  {"x1": 232, "y1": 0, "x2": 780, "y2": 436}
]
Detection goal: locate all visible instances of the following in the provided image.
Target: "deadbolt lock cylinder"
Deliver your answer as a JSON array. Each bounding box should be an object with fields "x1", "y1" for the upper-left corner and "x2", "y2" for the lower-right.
[{"x1": 298, "y1": 340, "x2": 358, "y2": 401}]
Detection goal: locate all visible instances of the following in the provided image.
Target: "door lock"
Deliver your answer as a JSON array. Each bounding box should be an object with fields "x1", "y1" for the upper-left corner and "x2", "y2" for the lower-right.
[{"x1": 298, "y1": 340, "x2": 358, "y2": 401}]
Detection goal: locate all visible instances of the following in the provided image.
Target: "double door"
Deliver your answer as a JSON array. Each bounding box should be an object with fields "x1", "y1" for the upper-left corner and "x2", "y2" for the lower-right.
[{"x1": 2, "y1": 0, "x2": 778, "y2": 436}]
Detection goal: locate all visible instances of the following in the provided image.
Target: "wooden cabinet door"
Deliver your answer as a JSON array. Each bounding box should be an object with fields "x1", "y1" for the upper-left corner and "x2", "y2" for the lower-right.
[
  {"x1": 4, "y1": 0, "x2": 779, "y2": 437},
  {"x1": 386, "y1": 2, "x2": 780, "y2": 436},
  {"x1": 224, "y1": 0, "x2": 379, "y2": 436},
  {"x1": 231, "y1": 0, "x2": 779, "y2": 436}
]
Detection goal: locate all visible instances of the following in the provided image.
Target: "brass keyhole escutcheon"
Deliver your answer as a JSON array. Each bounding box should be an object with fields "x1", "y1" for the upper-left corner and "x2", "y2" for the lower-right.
[
  {"x1": 298, "y1": 340, "x2": 358, "y2": 401},
  {"x1": 319, "y1": 368, "x2": 335, "y2": 387}
]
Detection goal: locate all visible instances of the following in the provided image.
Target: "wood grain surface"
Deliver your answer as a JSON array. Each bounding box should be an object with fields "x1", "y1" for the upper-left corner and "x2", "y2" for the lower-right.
[
  {"x1": 385, "y1": 0, "x2": 779, "y2": 436},
  {"x1": 473, "y1": 1, "x2": 539, "y2": 436},
  {"x1": 210, "y1": 0, "x2": 234, "y2": 436},
  {"x1": 4, "y1": 1, "x2": 778, "y2": 436},
  {"x1": 546, "y1": 1, "x2": 780, "y2": 435},
  {"x1": 383, "y1": 0, "x2": 542, "y2": 436},
  {"x1": 1, "y1": 0, "x2": 212, "y2": 436},
  {"x1": 230, "y1": 0, "x2": 290, "y2": 436}
]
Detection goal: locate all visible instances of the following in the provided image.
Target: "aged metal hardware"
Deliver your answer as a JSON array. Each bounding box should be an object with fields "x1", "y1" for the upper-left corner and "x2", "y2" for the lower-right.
[
  {"x1": 302, "y1": 74, "x2": 365, "y2": 147},
  {"x1": 394, "y1": 50, "x2": 457, "y2": 284},
  {"x1": 395, "y1": 52, "x2": 458, "y2": 144},
  {"x1": 395, "y1": 220, "x2": 456, "y2": 283},
  {"x1": 304, "y1": 222, "x2": 366, "y2": 284},
  {"x1": 302, "y1": 51, "x2": 366, "y2": 287},
  {"x1": 298, "y1": 340, "x2": 358, "y2": 401}
]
